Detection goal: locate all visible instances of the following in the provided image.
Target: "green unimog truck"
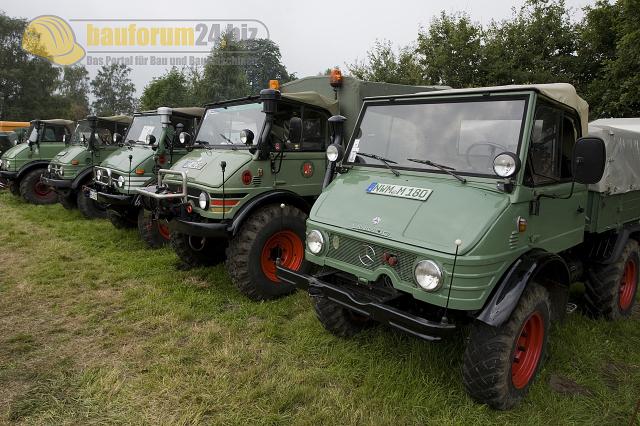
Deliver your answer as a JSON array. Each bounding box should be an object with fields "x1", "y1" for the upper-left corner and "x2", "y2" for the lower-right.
[
  {"x1": 0, "y1": 119, "x2": 74, "y2": 204},
  {"x1": 41, "y1": 115, "x2": 132, "y2": 218},
  {"x1": 137, "y1": 73, "x2": 444, "y2": 299},
  {"x1": 276, "y1": 84, "x2": 639, "y2": 409},
  {"x1": 85, "y1": 107, "x2": 204, "y2": 243}
]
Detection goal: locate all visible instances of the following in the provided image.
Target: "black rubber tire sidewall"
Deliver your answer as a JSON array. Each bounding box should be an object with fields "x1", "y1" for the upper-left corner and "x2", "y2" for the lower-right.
[
  {"x1": 312, "y1": 297, "x2": 372, "y2": 337},
  {"x1": 77, "y1": 189, "x2": 107, "y2": 219},
  {"x1": 170, "y1": 232, "x2": 225, "y2": 267},
  {"x1": 108, "y1": 208, "x2": 138, "y2": 229},
  {"x1": 59, "y1": 192, "x2": 77, "y2": 210}
]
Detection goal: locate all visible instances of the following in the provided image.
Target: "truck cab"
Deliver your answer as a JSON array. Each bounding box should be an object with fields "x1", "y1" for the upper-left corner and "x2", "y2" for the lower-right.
[
  {"x1": 86, "y1": 107, "x2": 204, "y2": 231},
  {"x1": 0, "y1": 119, "x2": 74, "y2": 204},
  {"x1": 41, "y1": 115, "x2": 132, "y2": 217},
  {"x1": 277, "y1": 84, "x2": 626, "y2": 409},
  {"x1": 138, "y1": 73, "x2": 444, "y2": 299}
]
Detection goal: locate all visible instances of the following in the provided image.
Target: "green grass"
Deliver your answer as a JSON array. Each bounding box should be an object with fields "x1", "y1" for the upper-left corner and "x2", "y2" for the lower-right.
[{"x1": 0, "y1": 191, "x2": 638, "y2": 425}]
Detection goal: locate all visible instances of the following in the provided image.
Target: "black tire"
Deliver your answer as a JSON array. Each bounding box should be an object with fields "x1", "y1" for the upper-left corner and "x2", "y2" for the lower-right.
[
  {"x1": 77, "y1": 190, "x2": 107, "y2": 219},
  {"x1": 226, "y1": 204, "x2": 309, "y2": 301},
  {"x1": 312, "y1": 297, "x2": 372, "y2": 337},
  {"x1": 138, "y1": 209, "x2": 171, "y2": 249},
  {"x1": 462, "y1": 283, "x2": 551, "y2": 410},
  {"x1": 59, "y1": 192, "x2": 77, "y2": 210},
  {"x1": 107, "y1": 209, "x2": 138, "y2": 229},
  {"x1": 20, "y1": 169, "x2": 57, "y2": 204},
  {"x1": 9, "y1": 180, "x2": 21, "y2": 196},
  {"x1": 585, "y1": 239, "x2": 639, "y2": 320},
  {"x1": 170, "y1": 232, "x2": 226, "y2": 267}
]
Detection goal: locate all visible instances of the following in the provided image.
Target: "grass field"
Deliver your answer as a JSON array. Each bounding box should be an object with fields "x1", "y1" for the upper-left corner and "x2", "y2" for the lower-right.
[{"x1": 0, "y1": 191, "x2": 638, "y2": 425}]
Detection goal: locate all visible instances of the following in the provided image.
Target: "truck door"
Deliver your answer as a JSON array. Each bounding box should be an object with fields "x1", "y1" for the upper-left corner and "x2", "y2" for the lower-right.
[
  {"x1": 523, "y1": 102, "x2": 587, "y2": 253},
  {"x1": 269, "y1": 103, "x2": 329, "y2": 196},
  {"x1": 39, "y1": 125, "x2": 68, "y2": 159}
]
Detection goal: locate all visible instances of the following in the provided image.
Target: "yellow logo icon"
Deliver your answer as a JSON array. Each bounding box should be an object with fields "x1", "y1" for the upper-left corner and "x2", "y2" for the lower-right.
[{"x1": 22, "y1": 15, "x2": 85, "y2": 66}]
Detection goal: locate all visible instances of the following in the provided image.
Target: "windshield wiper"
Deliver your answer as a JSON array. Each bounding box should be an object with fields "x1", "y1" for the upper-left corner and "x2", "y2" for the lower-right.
[
  {"x1": 407, "y1": 158, "x2": 467, "y2": 183},
  {"x1": 357, "y1": 152, "x2": 400, "y2": 176},
  {"x1": 219, "y1": 133, "x2": 234, "y2": 144}
]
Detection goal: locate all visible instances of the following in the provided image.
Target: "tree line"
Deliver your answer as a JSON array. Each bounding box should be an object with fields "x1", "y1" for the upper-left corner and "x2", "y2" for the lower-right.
[
  {"x1": 349, "y1": 0, "x2": 639, "y2": 118},
  {"x1": 1, "y1": 0, "x2": 638, "y2": 120}
]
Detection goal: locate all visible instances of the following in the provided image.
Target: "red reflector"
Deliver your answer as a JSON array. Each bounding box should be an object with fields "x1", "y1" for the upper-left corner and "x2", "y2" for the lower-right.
[
  {"x1": 158, "y1": 154, "x2": 166, "y2": 165},
  {"x1": 211, "y1": 199, "x2": 239, "y2": 207},
  {"x1": 302, "y1": 162, "x2": 313, "y2": 177},
  {"x1": 185, "y1": 204, "x2": 193, "y2": 214},
  {"x1": 242, "y1": 170, "x2": 252, "y2": 185}
]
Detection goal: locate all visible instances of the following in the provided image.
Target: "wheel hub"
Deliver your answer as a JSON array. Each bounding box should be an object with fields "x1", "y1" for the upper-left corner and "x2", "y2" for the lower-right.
[
  {"x1": 511, "y1": 311, "x2": 544, "y2": 389},
  {"x1": 34, "y1": 181, "x2": 52, "y2": 197},
  {"x1": 260, "y1": 230, "x2": 303, "y2": 282},
  {"x1": 619, "y1": 258, "x2": 637, "y2": 311},
  {"x1": 157, "y1": 221, "x2": 171, "y2": 240}
]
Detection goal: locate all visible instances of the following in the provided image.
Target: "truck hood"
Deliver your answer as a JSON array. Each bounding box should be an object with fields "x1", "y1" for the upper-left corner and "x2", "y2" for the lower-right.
[
  {"x1": 169, "y1": 149, "x2": 253, "y2": 188},
  {"x1": 1, "y1": 142, "x2": 31, "y2": 160},
  {"x1": 53, "y1": 145, "x2": 88, "y2": 164},
  {"x1": 312, "y1": 169, "x2": 510, "y2": 255},
  {"x1": 100, "y1": 145, "x2": 152, "y2": 172}
]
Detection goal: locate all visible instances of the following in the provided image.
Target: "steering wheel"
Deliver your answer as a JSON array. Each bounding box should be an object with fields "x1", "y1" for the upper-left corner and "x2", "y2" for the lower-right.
[{"x1": 465, "y1": 142, "x2": 509, "y2": 172}]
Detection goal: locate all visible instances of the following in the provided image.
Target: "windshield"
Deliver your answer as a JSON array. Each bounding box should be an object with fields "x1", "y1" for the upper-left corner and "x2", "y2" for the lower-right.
[
  {"x1": 196, "y1": 103, "x2": 264, "y2": 146},
  {"x1": 125, "y1": 115, "x2": 164, "y2": 145},
  {"x1": 347, "y1": 98, "x2": 527, "y2": 176},
  {"x1": 71, "y1": 121, "x2": 113, "y2": 145}
]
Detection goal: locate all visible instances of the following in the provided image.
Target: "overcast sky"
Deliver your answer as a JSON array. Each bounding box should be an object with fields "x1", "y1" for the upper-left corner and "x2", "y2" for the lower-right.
[{"x1": 4, "y1": 0, "x2": 595, "y2": 96}]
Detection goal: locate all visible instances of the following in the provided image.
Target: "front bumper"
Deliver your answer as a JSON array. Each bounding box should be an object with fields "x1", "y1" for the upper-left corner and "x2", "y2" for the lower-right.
[
  {"x1": 84, "y1": 183, "x2": 134, "y2": 207},
  {"x1": 169, "y1": 218, "x2": 231, "y2": 238},
  {"x1": 276, "y1": 266, "x2": 456, "y2": 341},
  {"x1": 41, "y1": 176, "x2": 72, "y2": 189},
  {"x1": 0, "y1": 170, "x2": 18, "y2": 180}
]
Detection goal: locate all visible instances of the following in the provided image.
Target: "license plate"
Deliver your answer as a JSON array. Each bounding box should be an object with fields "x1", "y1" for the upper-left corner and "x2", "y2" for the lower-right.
[
  {"x1": 89, "y1": 189, "x2": 98, "y2": 201},
  {"x1": 366, "y1": 182, "x2": 432, "y2": 201}
]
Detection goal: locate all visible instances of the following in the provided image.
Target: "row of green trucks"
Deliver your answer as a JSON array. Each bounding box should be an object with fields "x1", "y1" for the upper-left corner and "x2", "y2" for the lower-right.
[{"x1": 0, "y1": 75, "x2": 637, "y2": 410}]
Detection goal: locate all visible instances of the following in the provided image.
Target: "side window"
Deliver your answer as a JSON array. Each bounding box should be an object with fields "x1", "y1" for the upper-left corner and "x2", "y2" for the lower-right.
[
  {"x1": 272, "y1": 103, "x2": 302, "y2": 151},
  {"x1": 42, "y1": 126, "x2": 58, "y2": 142},
  {"x1": 300, "y1": 108, "x2": 327, "y2": 151},
  {"x1": 525, "y1": 104, "x2": 579, "y2": 186},
  {"x1": 96, "y1": 128, "x2": 112, "y2": 145}
]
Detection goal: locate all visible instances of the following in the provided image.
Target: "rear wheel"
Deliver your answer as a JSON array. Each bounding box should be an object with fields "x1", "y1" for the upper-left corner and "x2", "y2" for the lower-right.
[
  {"x1": 20, "y1": 169, "x2": 56, "y2": 204},
  {"x1": 585, "y1": 239, "x2": 639, "y2": 319},
  {"x1": 77, "y1": 190, "x2": 107, "y2": 219},
  {"x1": 226, "y1": 204, "x2": 308, "y2": 301},
  {"x1": 138, "y1": 209, "x2": 171, "y2": 249},
  {"x1": 312, "y1": 297, "x2": 372, "y2": 337},
  {"x1": 108, "y1": 209, "x2": 138, "y2": 229},
  {"x1": 170, "y1": 232, "x2": 225, "y2": 267},
  {"x1": 462, "y1": 283, "x2": 550, "y2": 410}
]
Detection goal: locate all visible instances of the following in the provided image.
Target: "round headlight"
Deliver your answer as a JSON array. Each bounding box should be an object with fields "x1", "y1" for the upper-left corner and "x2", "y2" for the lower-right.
[
  {"x1": 240, "y1": 131, "x2": 248, "y2": 144},
  {"x1": 414, "y1": 260, "x2": 443, "y2": 291},
  {"x1": 179, "y1": 132, "x2": 186, "y2": 144},
  {"x1": 198, "y1": 192, "x2": 209, "y2": 210},
  {"x1": 47, "y1": 164, "x2": 52, "y2": 172},
  {"x1": 326, "y1": 144, "x2": 344, "y2": 162},
  {"x1": 117, "y1": 175, "x2": 125, "y2": 188},
  {"x1": 493, "y1": 152, "x2": 520, "y2": 178},
  {"x1": 306, "y1": 230, "x2": 324, "y2": 254}
]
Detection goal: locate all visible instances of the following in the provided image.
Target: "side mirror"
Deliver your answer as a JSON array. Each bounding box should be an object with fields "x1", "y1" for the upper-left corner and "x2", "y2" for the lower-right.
[
  {"x1": 328, "y1": 115, "x2": 347, "y2": 146},
  {"x1": 113, "y1": 133, "x2": 123, "y2": 144},
  {"x1": 240, "y1": 129, "x2": 254, "y2": 145},
  {"x1": 288, "y1": 117, "x2": 302, "y2": 145},
  {"x1": 572, "y1": 136, "x2": 606, "y2": 185},
  {"x1": 146, "y1": 134, "x2": 156, "y2": 145}
]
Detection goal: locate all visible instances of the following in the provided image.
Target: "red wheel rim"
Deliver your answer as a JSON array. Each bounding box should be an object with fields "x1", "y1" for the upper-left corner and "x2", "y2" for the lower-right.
[
  {"x1": 34, "y1": 181, "x2": 52, "y2": 197},
  {"x1": 260, "y1": 230, "x2": 304, "y2": 282},
  {"x1": 511, "y1": 311, "x2": 545, "y2": 389},
  {"x1": 619, "y1": 258, "x2": 637, "y2": 311},
  {"x1": 157, "y1": 220, "x2": 171, "y2": 240}
]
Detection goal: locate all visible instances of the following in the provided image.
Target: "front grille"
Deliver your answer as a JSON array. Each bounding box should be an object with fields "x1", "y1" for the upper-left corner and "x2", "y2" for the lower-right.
[{"x1": 325, "y1": 233, "x2": 417, "y2": 284}]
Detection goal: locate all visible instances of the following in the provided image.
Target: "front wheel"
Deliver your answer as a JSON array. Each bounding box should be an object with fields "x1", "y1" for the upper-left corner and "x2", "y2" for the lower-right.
[
  {"x1": 77, "y1": 190, "x2": 107, "y2": 219},
  {"x1": 108, "y1": 209, "x2": 138, "y2": 229},
  {"x1": 59, "y1": 192, "x2": 77, "y2": 210},
  {"x1": 20, "y1": 169, "x2": 57, "y2": 204},
  {"x1": 170, "y1": 232, "x2": 225, "y2": 267},
  {"x1": 462, "y1": 283, "x2": 551, "y2": 410},
  {"x1": 138, "y1": 209, "x2": 171, "y2": 249},
  {"x1": 312, "y1": 297, "x2": 372, "y2": 337},
  {"x1": 226, "y1": 204, "x2": 308, "y2": 301}
]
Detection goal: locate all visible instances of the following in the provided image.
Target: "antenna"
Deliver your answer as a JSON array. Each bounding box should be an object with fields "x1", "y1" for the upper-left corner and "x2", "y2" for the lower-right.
[
  {"x1": 128, "y1": 154, "x2": 133, "y2": 195},
  {"x1": 441, "y1": 239, "x2": 462, "y2": 325},
  {"x1": 220, "y1": 161, "x2": 226, "y2": 220}
]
